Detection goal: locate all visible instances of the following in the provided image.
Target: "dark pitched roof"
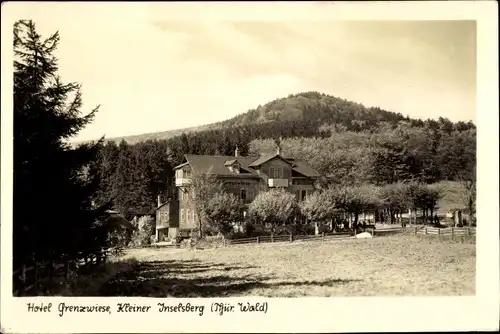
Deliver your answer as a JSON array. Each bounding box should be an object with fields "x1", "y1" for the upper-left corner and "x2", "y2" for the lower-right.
[
  {"x1": 248, "y1": 153, "x2": 287, "y2": 167},
  {"x1": 183, "y1": 155, "x2": 261, "y2": 177},
  {"x1": 287, "y1": 158, "x2": 321, "y2": 178},
  {"x1": 104, "y1": 213, "x2": 136, "y2": 231},
  {"x1": 224, "y1": 159, "x2": 238, "y2": 166},
  {"x1": 249, "y1": 153, "x2": 321, "y2": 178},
  {"x1": 179, "y1": 154, "x2": 320, "y2": 178},
  {"x1": 156, "y1": 199, "x2": 172, "y2": 210}
]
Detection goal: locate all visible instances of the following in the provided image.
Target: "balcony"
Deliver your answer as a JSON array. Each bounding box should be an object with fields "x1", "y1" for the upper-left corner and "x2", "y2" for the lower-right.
[
  {"x1": 268, "y1": 178, "x2": 289, "y2": 188},
  {"x1": 175, "y1": 178, "x2": 192, "y2": 187}
]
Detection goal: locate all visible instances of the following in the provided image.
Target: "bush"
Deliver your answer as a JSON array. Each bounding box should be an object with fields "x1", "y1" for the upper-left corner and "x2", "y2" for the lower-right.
[
  {"x1": 108, "y1": 229, "x2": 131, "y2": 248},
  {"x1": 272, "y1": 223, "x2": 316, "y2": 236},
  {"x1": 130, "y1": 216, "x2": 154, "y2": 246},
  {"x1": 229, "y1": 231, "x2": 249, "y2": 239},
  {"x1": 244, "y1": 221, "x2": 255, "y2": 236},
  {"x1": 226, "y1": 222, "x2": 263, "y2": 239},
  {"x1": 317, "y1": 223, "x2": 331, "y2": 234},
  {"x1": 202, "y1": 221, "x2": 221, "y2": 237},
  {"x1": 248, "y1": 189, "x2": 299, "y2": 233}
]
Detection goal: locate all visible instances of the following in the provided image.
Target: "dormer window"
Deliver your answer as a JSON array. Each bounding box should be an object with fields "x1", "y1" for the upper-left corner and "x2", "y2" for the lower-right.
[{"x1": 224, "y1": 159, "x2": 241, "y2": 174}]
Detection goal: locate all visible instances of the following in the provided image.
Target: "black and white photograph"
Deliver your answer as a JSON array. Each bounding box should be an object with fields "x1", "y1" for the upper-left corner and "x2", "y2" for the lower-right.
[{"x1": 1, "y1": 2, "x2": 498, "y2": 333}]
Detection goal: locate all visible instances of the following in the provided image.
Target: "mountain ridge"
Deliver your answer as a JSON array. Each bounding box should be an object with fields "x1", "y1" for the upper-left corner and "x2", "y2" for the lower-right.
[{"x1": 73, "y1": 91, "x2": 474, "y2": 146}]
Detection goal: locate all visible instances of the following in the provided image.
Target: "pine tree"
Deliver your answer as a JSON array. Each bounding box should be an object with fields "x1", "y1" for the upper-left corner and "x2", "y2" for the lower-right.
[
  {"x1": 113, "y1": 140, "x2": 135, "y2": 219},
  {"x1": 13, "y1": 20, "x2": 108, "y2": 267}
]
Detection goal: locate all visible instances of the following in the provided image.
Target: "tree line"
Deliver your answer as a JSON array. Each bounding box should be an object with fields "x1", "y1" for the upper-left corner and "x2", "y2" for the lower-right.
[
  {"x1": 178, "y1": 174, "x2": 469, "y2": 240},
  {"x1": 91, "y1": 115, "x2": 475, "y2": 220},
  {"x1": 249, "y1": 181, "x2": 449, "y2": 236}
]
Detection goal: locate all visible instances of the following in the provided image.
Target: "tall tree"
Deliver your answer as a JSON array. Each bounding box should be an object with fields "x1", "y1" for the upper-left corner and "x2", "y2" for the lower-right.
[
  {"x1": 248, "y1": 189, "x2": 298, "y2": 234},
  {"x1": 203, "y1": 192, "x2": 243, "y2": 236},
  {"x1": 189, "y1": 167, "x2": 223, "y2": 238},
  {"x1": 13, "y1": 20, "x2": 107, "y2": 267}
]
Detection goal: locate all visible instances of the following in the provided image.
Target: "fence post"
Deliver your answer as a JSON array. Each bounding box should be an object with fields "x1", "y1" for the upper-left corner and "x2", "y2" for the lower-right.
[
  {"x1": 414, "y1": 226, "x2": 417, "y2": 236},
  {"x1": 468, "y1": 227, "x2": 471, "y2": 236},
  {"x1": 438, "y1": 228, "x2": 441, "y2": 240},
  {"x1": 425, "y1": 227, "x2": 428, "y2": 235},
  {"x1": 20, "y1": 263, "x2": 27, "y2": 295},
  {"x1": 64, "y1": 258, "x2": 70, "y2": 279},
  {"x1": 322, "y1": 232, "x2": 325, "y2": 241},
  {"x1": 223, "y1": 238, "x2": 226, "y2": 247},
  {"x1": 451, "y1": 227, "x2": 454, "y2": 240},
  {"x1": 257, "y1": 236, "x2": 260, "y2": 244},
  {"x1": 48, "y1": 256, "x2": 54, "y2": 283},
  {"x1": 289, "y1": 233, "x2": 293, "y2": 243},
  {"x1": 271, "y1": 234, "x2": 274, "y2": 243},
  {"x1": 34, "y1": 261, "x2": 39, "y2": 290}
]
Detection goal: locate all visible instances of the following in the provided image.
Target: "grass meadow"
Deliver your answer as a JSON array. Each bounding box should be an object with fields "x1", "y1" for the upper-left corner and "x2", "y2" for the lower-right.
[{"x1": 93, "y1": 234, "x2": 475, "y2": 297}]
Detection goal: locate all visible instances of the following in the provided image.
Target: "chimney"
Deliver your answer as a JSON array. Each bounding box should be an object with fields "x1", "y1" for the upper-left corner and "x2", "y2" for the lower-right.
[
  {"x1": 157, "y1": 194, "x2": 162, "y2": 207},
  {"x1": 276, "y1": 145, "x2": 281, "y2": 155},
  {"x1": 235, "y1": 146, "x2": 239, "y2": 157}
]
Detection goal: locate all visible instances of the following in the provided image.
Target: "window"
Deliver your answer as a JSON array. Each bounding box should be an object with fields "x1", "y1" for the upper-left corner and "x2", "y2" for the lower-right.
[
  {"x1": 295, "y1": 191, "x2": 301, "y2": 201},
  {"x1": 160, "y1": 211, "x2": 168, "y2": 222},
  {"x1": 179, "y1": 189, "x2": 184, "y2": 201},
  {"x1": 240, "y1": 189, "x2": 247, "y2": 202},
  {"x1": 185, "y1": 191, "x2": 189, "y2": 201},
  {"x1": 270, "y1": 167, "x2": 282, "y2": 178},
  {"x1": 184, "y1": 169, "x2": 191, "y2": 178},
  {"x1": 301, "y1": 190, "x2": 307, "y2": 201},
  {"x1": 247, "y1": 188, "x2": 254, "y2": 202},
  {"x1": 180, "y1": 209, "x2": 185, "y2": 223},
  {"x1": 192, "y1": 210, "x2": 195, "y2": 223},
  {"x1": 194, "y1": 213, "x2": 198, "y2": 224},
  {"x1": 186, "y1": 209, "x2": 190, "y2": 223}
]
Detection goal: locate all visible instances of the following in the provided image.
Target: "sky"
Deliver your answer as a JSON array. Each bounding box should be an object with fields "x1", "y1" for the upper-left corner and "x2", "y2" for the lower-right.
[{"x1": 6, "y1": 3, "x2": 477, "y2": 142}]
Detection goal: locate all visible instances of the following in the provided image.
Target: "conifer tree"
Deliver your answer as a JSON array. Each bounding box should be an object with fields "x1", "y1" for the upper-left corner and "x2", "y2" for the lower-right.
[{"x1": 13, "y1": 20, "x2": 108, "y2": 266}]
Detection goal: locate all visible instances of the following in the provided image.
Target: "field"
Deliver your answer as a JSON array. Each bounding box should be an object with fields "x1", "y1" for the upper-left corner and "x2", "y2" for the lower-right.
[{"x1": 96, "y1": 235, "x2": 475, "y2": 297}]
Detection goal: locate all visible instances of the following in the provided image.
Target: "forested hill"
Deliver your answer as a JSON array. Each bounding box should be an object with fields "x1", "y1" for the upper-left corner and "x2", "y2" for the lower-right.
[
  {"x1": 82, "y1": 91, "x2": 471, "y2": 145},
  {"x1": 214, "y1": 91, "x2": 408, "y2": 129},
  {"x1": 90, "y1": 91, "x2": 476, "y2": 218}
]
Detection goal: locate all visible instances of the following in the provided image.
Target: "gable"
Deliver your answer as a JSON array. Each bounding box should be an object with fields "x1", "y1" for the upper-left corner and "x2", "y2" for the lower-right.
[
  {"x1": 260, "y1": 156, "x2": 294, "y2": 169},
  {"x1": 182, "y1": 155, "x2": 261, "y2": 178},
  {"x1": 156, "y1": 201, "x2": 171, "y2": 211}
]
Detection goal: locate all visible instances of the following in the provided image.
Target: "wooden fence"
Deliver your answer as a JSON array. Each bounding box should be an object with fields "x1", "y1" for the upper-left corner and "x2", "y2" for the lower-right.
[
  {"x1": 91, "y1": 226, "x2": 475, "y2": 253},
  {"x1": 414, "y1": 226, "x2": 476, "y2": 239},
  {"x1": 223, "y1": 226, "x2": 474, "y2": 247},
  {"x1": 225, "y1": 230, "x2": 364, "y2": 246},
  {"x1": 12, "y1": 248, "x2": 112, "y2": 296}
]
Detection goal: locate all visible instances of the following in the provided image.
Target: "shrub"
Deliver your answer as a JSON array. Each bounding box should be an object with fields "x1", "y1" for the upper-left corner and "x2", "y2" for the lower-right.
[
  {"x1": 203, "y1": 192, "x2": 243, "y2": 237},
  {"x1": 130, "y1": 216, "x2": 154, "y2": 246},
  {"x1": 248, "y1": 189, "x2": 298, "y2": 233},
  {"x1": 108, "y1": 229, "x2": 131, "y2": 248}
]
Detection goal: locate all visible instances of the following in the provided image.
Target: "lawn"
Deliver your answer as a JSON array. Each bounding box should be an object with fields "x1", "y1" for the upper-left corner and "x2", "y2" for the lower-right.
[{"x1": 96, "y1": 235, "x2": 475, "y2": 297}]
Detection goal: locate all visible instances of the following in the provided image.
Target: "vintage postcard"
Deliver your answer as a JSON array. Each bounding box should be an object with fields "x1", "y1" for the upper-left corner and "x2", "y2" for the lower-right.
[{"x1": 1, "y1": 1, "x2": 499, "y2": 333}]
